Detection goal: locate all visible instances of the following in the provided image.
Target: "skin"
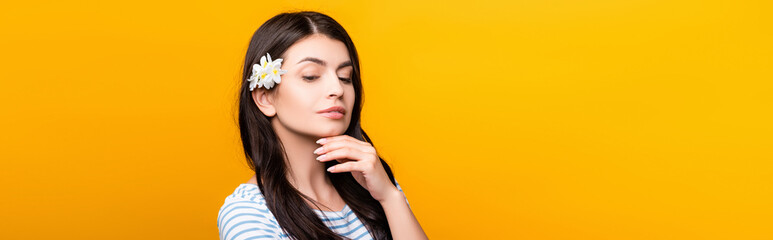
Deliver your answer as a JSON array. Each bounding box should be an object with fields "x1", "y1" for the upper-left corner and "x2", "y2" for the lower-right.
[{"x1": 249, "y1": 33, "x2": 428, "y2": 239}]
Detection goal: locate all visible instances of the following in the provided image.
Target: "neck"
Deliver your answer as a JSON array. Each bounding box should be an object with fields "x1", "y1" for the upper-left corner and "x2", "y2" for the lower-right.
[{"x1": 270, "y1": 118, "x2": 335, "y2": 203}]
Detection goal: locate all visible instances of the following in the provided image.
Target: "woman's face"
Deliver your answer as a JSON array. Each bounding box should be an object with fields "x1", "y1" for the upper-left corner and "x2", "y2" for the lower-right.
[{"x1": 255, "y1": 34, "x2": 356, "y2": 138}]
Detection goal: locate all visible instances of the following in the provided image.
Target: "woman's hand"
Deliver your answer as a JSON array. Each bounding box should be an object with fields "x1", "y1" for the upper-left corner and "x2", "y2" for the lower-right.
[{"x1": 314, "y1": 135, "x2": 400, "y2": 203}]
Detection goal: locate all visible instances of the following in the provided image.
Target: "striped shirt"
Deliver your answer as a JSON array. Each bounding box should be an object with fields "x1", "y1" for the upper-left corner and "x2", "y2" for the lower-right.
[{"x1": 217, "y1": 180, "x2": 409, "y2": 240}]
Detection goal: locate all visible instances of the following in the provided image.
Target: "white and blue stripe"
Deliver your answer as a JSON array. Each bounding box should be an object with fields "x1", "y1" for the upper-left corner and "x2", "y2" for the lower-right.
[{"x1": 217, "y1": 180, "x2": 408, "y2": 240}]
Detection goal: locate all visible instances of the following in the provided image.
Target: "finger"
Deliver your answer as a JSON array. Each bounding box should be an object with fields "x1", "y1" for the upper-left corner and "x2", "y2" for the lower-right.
[
  {"x1": 327, "y1": 161, "x2": 366, "y2": 173},
  {"x1": 330, "y1": 136, "x2": 375, "y2": 153},
  {"x1": 339, "y1": 135, "x2": 375, "y2": 150},
  {"x1": 316, "y1": 147, "x2": 368, "y2": 163},
  {"x1": 314, "y1": 139, "x2": 373, "y2": 156},
  {"x1": 317, "y1": 135, "x2": 371, "y2": 148},
  {"x1": 329, "y1": 158, "x2": 378, "y2": 173}
]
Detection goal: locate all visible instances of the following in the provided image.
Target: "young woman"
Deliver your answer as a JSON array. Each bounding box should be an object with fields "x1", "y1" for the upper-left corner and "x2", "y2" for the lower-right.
[{"x1": 217, "y1": 11, "x2": 428, "y2": 240}]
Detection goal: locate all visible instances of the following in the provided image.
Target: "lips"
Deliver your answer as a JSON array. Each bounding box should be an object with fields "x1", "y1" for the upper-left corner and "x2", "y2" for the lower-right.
[
  {"x1": 317, "y1": 106, "x2": 345, "y2": 120},
  {"x1": 317, "y1": 106, "x2": 345, "y2": 115}
]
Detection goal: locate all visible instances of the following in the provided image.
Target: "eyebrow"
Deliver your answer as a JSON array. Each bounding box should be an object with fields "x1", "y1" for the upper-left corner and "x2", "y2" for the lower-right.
[{"x1": 297, "y1": 57, "x2": 353, "y2": 70}]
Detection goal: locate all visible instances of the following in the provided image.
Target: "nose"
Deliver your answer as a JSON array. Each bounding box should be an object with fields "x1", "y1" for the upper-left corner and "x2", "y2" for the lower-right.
[{"x1": 325, "y1": 71, "x2": 344, "y2": 99}]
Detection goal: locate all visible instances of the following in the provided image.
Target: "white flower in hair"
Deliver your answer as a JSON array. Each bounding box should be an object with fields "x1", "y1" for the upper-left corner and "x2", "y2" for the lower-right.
[
  {"x1": 247, "y1": 64, "x2": 266, "y2": 91},
  {"x1": 247, "y1": 52, "x2": 288, "y2": 91}
]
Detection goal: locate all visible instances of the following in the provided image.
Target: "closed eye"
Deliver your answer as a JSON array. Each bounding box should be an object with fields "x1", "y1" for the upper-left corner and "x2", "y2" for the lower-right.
[{"x1": 303, "y1": 75, "x2": 352, "y2": 83}]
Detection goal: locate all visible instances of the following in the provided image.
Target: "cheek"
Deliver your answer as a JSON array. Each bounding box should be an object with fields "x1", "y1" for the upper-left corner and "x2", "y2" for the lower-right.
[
  {"x1": 346, "y1": 87, "x2": 356, "y2": 107},
  {"x1": 277, "y1": 84, "x2": 316, "y2": 114}
]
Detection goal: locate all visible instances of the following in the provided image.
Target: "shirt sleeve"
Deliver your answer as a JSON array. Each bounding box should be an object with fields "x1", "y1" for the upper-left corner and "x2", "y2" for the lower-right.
[
  {"x1": 394, "y1": 179, "x2": 411, "y2": 208},
  {"x1": 218, "y1": 201, "x2": 282, "y2": 240}
]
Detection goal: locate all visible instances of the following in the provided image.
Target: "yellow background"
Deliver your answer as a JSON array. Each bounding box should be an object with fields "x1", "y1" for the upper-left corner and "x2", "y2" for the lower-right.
[{"x1": 1, "y1": 0, "x2": 771, "y2": 239}]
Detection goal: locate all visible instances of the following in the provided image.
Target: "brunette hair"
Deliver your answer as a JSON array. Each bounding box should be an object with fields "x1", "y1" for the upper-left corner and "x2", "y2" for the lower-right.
[{"x1": 236, "y1": 11, "x2": 397, "y2": 239}]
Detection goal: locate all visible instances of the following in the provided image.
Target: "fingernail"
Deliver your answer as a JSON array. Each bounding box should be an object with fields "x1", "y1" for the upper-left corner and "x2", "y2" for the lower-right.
[
  {"x1": 327, "y1": 166, "x2": 335, "y2": 172},
  {"x1": 313, "y1": 146, "x2": 324, "y2": 154},
  {"x1": 316, "y1": 138, "x2": 327, "y2": 144},
  {"x1": 317, "y1": 154, "x2": 326, "y2": 161}
]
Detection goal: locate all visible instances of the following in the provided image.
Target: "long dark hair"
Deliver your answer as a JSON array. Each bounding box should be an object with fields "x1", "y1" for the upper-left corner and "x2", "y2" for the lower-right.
[{"x1": 236, "y1": 11, "x2": 397, "y2": 240}]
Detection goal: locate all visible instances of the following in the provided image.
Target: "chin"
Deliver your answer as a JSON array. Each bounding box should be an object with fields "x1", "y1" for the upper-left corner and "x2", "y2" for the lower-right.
[{"x1": 318, "y1": 127, "x2": 346, "y2": 137}]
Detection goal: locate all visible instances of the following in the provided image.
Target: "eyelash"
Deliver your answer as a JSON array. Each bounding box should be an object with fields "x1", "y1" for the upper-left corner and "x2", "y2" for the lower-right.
[{"x1": 303, "y1": 76, "x2": 352, "y2": 83}]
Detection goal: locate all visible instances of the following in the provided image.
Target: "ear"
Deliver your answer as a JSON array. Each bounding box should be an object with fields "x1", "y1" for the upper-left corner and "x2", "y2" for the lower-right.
[{"x1": 252, "y1": 88, "x2": 277, "y2": 117}]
